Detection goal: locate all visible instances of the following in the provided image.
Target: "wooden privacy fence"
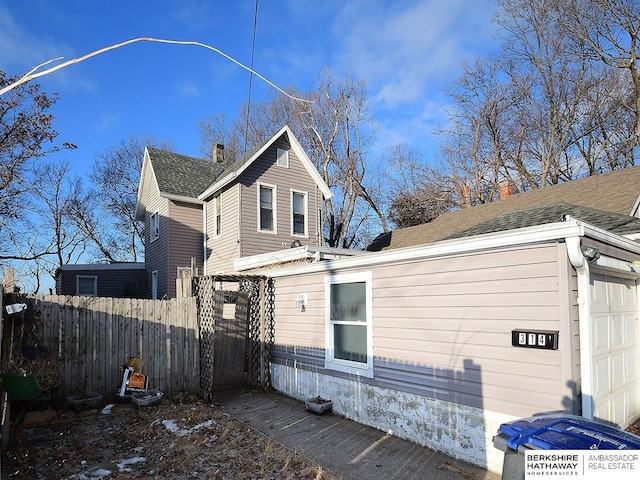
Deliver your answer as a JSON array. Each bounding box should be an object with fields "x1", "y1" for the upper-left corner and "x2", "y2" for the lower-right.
[{"x1": 28, "y1": 295, "x2": 199, "y2": 401}]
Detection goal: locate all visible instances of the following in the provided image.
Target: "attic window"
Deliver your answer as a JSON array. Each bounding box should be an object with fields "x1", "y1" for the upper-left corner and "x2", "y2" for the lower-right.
[
  {"x1": 276, "y1": 148, "x2": 289, "y2": 168},
  {"x1": 150, "y1": 212, "x2": 160, "y2": 242}
]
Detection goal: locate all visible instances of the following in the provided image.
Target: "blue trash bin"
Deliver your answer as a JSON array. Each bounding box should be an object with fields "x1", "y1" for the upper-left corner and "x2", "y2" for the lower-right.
[{"x1": 493, "y1": 414, "x2": 640, "y2": 479}]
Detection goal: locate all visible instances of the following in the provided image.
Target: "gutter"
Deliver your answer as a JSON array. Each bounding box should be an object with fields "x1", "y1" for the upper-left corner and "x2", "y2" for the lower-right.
[
  {"x1": 563, "y1": 215, "x2": 640, "y2": 421},
  {"x1": 565, "y1": 234, "x2": 594, "y2": 420}
]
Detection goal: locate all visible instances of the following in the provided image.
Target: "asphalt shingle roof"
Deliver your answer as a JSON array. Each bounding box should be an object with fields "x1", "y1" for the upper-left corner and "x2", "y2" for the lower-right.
[
  {"x1": 147, "y1": 147, "x2": 235, "y2": 198},
  {"x1": 367, "y1": 166, "x2": 640, "y2": 251},
  {"x1": 148, "y1": 132, "x2": 283, "y2": 199},
  {"x1": 445, "y1": 202, "x2": 640, "y2": 240}
]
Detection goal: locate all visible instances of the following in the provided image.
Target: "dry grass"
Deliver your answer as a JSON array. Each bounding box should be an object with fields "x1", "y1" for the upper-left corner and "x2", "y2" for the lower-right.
[{"x1": 1, "y1": 394, "x2": 339, "y2": 479}]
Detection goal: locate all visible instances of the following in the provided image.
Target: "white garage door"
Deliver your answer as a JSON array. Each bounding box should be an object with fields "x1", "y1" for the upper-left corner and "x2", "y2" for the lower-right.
[{"x1": 589, "y1": 273, "x2": 640, "y2": 428}]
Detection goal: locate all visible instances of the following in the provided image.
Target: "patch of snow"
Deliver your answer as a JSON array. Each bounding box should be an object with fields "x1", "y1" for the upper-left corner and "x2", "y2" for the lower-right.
[
  {"x1": 117, "y1": 456, "x2": 147, "y2": 472},
  {"x1": 69, "y1": 467, "x2": 112, "y2": 480},
  {"x1": 162, "y1": 419, "x2": 216, "y2": 437}
]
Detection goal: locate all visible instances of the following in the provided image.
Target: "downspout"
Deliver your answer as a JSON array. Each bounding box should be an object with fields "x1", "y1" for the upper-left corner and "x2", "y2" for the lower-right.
[{"x1": 566, "y1": 235, "x2": 593, "y2": 420}]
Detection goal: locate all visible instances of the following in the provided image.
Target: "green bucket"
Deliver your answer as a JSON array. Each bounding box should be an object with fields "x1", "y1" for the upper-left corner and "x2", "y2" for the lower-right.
[{"x1": 2, "y1": 373, "x2": 40, "y2": 400}]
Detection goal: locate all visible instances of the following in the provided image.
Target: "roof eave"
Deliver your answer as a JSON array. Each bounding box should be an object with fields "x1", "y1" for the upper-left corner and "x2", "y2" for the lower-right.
[
  {"x1": 197, "y1": 125, "x2": 332, "y2": 200},
  {"x1": 135, "y1": 148, "x2": 154, "y2": 221},
  {"x1": 266, "y1": 218, "x2": 640, "y2": 278}
]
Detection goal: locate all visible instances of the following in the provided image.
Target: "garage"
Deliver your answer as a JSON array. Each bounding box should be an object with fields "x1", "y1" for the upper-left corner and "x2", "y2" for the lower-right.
[{"x1": 589, "y1": 272, "x2": 640, "y2": 428}]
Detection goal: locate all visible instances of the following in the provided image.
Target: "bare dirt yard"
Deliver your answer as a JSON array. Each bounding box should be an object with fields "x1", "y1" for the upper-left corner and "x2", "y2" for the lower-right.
[{"x1": 1, "y1": 393, "x2": 338, "y2": 480}]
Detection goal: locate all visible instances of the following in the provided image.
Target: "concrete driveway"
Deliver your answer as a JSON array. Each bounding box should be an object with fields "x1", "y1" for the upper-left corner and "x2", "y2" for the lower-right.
[{"x1": 217, "y1": 389, "x2": 500, "y2": 480}]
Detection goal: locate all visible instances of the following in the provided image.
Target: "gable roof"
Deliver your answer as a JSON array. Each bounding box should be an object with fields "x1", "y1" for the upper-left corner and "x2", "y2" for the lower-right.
[
  {"x1": 146, "y1": 147, "x2": 233, "y2": 198},
  {"x1": 136, "y1": 125, "x2": 332, "y2": 220},
  {"x1": 198, "y1": 125, "x2": 332, "y2": 200},
  {"x1": 368, "y1": 166, "x2": 640, "y2": 251}
]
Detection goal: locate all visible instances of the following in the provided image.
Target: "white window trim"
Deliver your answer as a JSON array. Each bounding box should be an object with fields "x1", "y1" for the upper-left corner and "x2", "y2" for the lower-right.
[
  {"x1": 150, "y1": 211, "x2": 160, "y2": 243},
  {"x1": 151, "y1": 270, "x2": 158, "y2": 300},
  {"x1": 276, "y1": 148, "x2": 289, "y2": 168},
  {"x1": 257, "y1": 182, "x2": 278, "y2": 234},
  {"x1": 291, "y1": 189, "x2": 309, "y2": 238},
  {"x1": 324, "y1": 271, "x2": 374, "y2": 378},
  {"x1": 76, "y1": 275, "x2": 97, "y2": 297},
  {"x1": 212, "y1": 194, "x2": 221, "y2": 237}
]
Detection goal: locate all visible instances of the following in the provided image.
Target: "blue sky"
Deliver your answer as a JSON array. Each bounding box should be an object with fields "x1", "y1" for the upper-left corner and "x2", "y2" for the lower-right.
[{"x1": 0, "y1": 0, "x2": 498, "y2": 176}]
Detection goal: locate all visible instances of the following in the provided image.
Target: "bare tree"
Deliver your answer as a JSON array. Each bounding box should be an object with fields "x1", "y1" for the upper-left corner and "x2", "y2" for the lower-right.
[
  {"x1": 197, "y1": 113, "x2": 243, "y2": 161},
  {"x1": 198, "y1": 69, "x2": 387, "y2": 249},
  {"x1": 32, "y1": 161, "x2": 88, "y2": 280},
  {"x1": 433, "y1": 0, "x2": 636, "y2": 214},
  {"x1": 68, "y1": 135, "x2": 174, "y2": 262},
  {"x1": 555, "y1": 0, "x2": 640, "y2": 147},
  {"x1": 300, "y1": 70, "x2": 384, "y2": 248},
  {"x1": 0, "y1": 71, "x2": 76, "y2": 262},
  {"x1": 0, "y1": 72, "x2": 70, "y2": 220},
  {"x1": 386, "y1": 144, "x2": 455, "y2": 228}
]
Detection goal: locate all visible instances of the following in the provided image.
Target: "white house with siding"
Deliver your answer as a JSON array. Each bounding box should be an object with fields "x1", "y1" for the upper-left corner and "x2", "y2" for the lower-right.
[{"x1": 250, "y1": 168, "x2": 640, "y2": 475}]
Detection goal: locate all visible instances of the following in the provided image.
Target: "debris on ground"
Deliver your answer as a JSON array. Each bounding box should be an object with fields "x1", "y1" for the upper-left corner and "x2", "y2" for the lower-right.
[{"x1": 1, "y1": 394, "x2": 339, "y2": 479}]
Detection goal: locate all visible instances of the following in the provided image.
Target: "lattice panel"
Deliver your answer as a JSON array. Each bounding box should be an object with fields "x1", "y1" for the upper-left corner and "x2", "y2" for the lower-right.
[
  {"x1": 193, "y1": 276, "x2": 217, "y2": 399},
  {"x1": 239, "y1": 278, "x2": 275, "y2": 391},
  {"x1": 195, "y1": 275, "x2": 275, "y2": 394}
]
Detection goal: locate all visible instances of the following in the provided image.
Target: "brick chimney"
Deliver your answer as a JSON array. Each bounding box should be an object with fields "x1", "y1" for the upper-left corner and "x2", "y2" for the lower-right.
[
  {"x1": 499, "y1": 180, "x2": 514, "y2": 200},
  {"x1": 213, "y1": 144, "x2": 225, "y2": 163}
]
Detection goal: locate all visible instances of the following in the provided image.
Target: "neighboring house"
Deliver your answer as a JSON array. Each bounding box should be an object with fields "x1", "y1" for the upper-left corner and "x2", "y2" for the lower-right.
[
  {"x1": 55, "y1": 263, "x2": 146, "y2": 298},
  {"x1": 367, "y1": 165, "x2": 640, "y2": 251},
  {"x1": 259, "y1": 167, "x2": 640, "y2": 474},
  {"x1": 135, "y1": 125, "x2": 333, "y2": 299}
]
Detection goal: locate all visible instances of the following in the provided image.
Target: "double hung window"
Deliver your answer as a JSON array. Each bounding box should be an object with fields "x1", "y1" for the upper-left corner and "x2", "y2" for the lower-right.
[
  {"x1": 291, "y1": 190, "x2": 307, "y2": 236},
  {"x1": 150, "y1": 212, "x2": 160, "y2": 242},
  {"x1": 259, "y1": 183, "x2": 276, "y2": 233},
  {"x1": 325, "y1": 272, "x2": 373, "y2": 377}
]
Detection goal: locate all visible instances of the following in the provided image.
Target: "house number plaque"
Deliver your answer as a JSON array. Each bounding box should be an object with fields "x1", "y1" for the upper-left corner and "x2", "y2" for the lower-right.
[{"x1": 511, "y1": 330, "x2": 559, "y2": 350}]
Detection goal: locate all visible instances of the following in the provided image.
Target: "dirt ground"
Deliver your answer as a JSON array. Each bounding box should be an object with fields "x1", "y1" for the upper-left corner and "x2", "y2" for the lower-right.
[
  {"x1": 3, "y1": 393, "x2": 640, "y2": 480},
  {"x1": 1, "y1": 392, "x2": 339, "y2": 480}
]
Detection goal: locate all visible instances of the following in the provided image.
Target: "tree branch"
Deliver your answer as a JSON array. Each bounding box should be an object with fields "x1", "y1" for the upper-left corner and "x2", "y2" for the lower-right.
[{"x1": 0, "y1": 37, "x2": 313, "y2": 103}]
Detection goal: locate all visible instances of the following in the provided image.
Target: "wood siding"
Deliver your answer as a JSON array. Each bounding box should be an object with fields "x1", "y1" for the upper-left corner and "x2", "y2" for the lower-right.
[
  {"x1": 205, "y1": 184, "x2": 240, "y2": 274},
  {"x1": 167, "y1": 200, "x2": 204, "y2": 298},
  {"x1": 30, "y1": 295, "x2": 199, "y2": 401},
  {"x1": 271, "y1": 242, "x2": 577, "y2": 418},
  {"x1": 239, "y1": 137, "x2": 323, "y2": 257}
]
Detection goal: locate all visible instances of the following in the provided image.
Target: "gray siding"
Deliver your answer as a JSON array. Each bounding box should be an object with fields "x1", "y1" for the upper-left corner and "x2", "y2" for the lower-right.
[
  {"x1": 143, "y1": 168, "x2": 170, "y2": 299},
  {"x1": 239, "y1": 137, "x2": 323, "y2": 258},
  {"x1": 166, "y1": 200, "x2": 204, "y2": 298},
  {"x1": 205, "y1": 184, "x2": 240, "y2": 274},
  {"x1": 57, "y1": 267, "x2": 146, "y2": 298},
  {"x1": 271, "y1": 242, "x2": 577, "y2": 419}
]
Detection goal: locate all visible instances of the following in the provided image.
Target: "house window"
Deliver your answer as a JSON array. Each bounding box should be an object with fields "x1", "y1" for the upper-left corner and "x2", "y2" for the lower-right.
[
  {"x1": 213, "y1": 194, "x2": 221, "y2": 236},
  {"x1": 291, "y1": 190, "x2": 307, "y2": 237},
  {"x1": 276, "y1": 148, "x2": 289, "y2": 168},
  {"x1": 325, "y1": 272, "x2": 373, "y2": 378},
  {"x1": 151, "y1": 270, "x2": 158, "y2": 300},
  {"x1": 150, "y1": 211, "x2": 160, "y2": 242},
  {"x1": 77, "y1": 276, "x2": 97, "y2": 296},
  {"x1": 258, "y1": 183, "x2": 277, "y2": 233}
]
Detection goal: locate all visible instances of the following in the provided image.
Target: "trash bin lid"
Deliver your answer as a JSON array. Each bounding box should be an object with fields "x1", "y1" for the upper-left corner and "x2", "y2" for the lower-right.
[{"x1": 498, "y1": 414, "x2": 640, "y2": 451}]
